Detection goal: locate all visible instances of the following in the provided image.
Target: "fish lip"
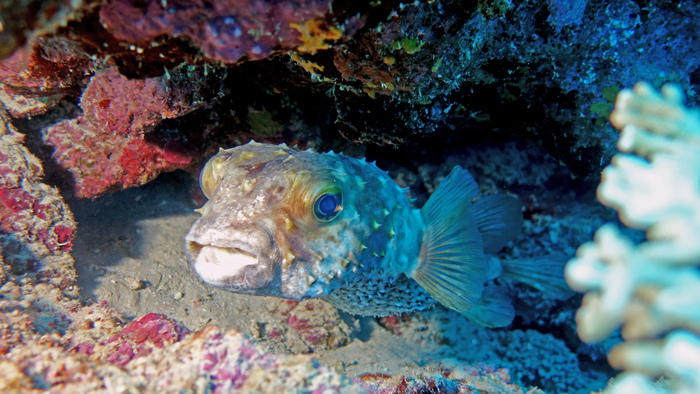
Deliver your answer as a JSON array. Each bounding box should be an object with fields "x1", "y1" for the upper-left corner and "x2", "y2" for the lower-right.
[
  {"x1": 184, "y1": 238, "x2": 259, "y2": 263},
  {"x1": 184, "y1": 237, "x2": 266, "y2": 274},
  {"x1": 184, "y1": 226, "x2": 284, "y2": 296},
  {"x1": 185, "y1": 222, "x2": 312, "y2": 300},
  {"x1": 185, "y1": 240, "x2": 276, "y2": 292},
  {"x1": 183, "y1": 222, "x2": 272, "y2": 268}
]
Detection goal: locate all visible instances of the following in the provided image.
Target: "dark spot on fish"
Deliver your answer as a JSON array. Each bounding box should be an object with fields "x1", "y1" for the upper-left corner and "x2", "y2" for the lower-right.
[
  {"x1": 242, "y1": 162, "x2": 267, "y2": 176},
  {"x1": 285, "y1": 231, "x2": 318, "y2": 264}
]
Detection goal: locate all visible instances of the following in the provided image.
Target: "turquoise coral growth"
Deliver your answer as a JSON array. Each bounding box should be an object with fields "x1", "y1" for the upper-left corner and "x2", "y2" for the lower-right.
[{"x1": 566, "y1": 82, "x2": 700, "y2": 393}]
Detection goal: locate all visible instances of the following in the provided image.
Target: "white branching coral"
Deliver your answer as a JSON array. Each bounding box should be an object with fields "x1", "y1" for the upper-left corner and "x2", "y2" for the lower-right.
[{"x1": 565, "y1": 82, "x2": 700, "y2": 394}]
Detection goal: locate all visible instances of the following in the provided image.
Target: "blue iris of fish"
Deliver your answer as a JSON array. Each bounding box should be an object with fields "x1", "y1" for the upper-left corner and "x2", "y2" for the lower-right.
[{"x1": 185, "y1": 141, "x2": 571, "y2": 327}]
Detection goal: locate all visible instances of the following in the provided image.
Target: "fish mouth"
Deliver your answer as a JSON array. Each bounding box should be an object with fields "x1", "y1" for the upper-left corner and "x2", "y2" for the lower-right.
[
  {"x1": 184, "y1": 221, "x2": 312, "y2": 300},
  {"x1": 184, "y1": 235, "x2": 280, "y2": 296},
  {"x1": 186, "y1": 243, "x2": 259, "y2": 284}
]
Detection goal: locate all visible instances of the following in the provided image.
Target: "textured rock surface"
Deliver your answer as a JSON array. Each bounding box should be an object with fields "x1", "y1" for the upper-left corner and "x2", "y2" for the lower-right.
[
  {"x1": 2, "y1": 0, "x2": 696, "y2": 392},
  {"x1": 2, "y1": 0, "x2": 699, "y2": 198},
  {"x1": 0, "y1": 106, "x2": 361, "y2": 392},
  {"x1": 99, "y1": 0, "x2": 335, "y2": 63},
  {"x1": 0, "y1": 100, "x2": 562, "y2": 392},
  {"x1": 42, "y1": 64, "x2": 224, "y2": 198}
]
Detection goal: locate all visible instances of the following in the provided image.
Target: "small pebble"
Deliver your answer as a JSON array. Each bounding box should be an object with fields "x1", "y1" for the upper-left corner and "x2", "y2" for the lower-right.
[
  {"x1": 128, "y1": 278, "x2": 145, "y2": 290},
  {"x1": 79, "y1": 320, "x2": 94, "y2": 330},
  {"x1": 174, "y1": 292, "x2": 184, "y2": 300}
]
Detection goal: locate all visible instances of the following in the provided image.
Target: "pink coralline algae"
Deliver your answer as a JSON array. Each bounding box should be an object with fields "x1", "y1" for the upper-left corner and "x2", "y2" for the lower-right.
[
  {"x1": 43, "y1": 65, "x2": 224, "y2": 198},
  {"x1": 275, "y1": 299, "x2": 351, "y2": 351},
  {"x1": 120, "y1": 313, "x2": 190, "y2": 347},
  {"x1": 200, "y1": 329, "x2": 279, "y2": 391},
  {"x1": 0, "y1": 177, "x2": 74, "y2": 253},
  {"x1": 170, "y1": 326, "x2": 363, "y2": 394},
  {"x1": 104, "y1": 313, "x2": 190, "y2": 367},
  {"x1": 359, "y1": 371, "x2": 460, "y2": 394},
  {"x1": 99, "y1": 0, "x2": 334, "y2": 63},
  {"x1": 357, "y1": 363, "x2": 543, "y2": 394},
  {"x1": 0, "y1": 110, "x2": 76, "y2": 255}
]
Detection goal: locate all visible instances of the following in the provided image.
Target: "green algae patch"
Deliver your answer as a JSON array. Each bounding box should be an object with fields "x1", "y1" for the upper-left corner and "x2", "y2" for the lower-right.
[
  {"x1": 392, "y1": 38, "x2": 424, "y2": 54},
  {"x1": 591, "y1": 85, "x2": 620, "y2": 119},
  {"x1": 602, "y1": 86, "x2": 620, "y2": 102},
  {"x1": 431, "y1": 57, "x2": 444, "y2": 73},
  {"x1": 590, "y1": 102, "x2": 614, "y2": 118}
]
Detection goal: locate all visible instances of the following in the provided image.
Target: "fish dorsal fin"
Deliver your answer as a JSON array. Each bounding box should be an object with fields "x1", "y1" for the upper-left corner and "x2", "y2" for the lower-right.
[
  {"x1": 471, "y1": 194, "x2": 523, "y2": 254},
  {"x1": 410, "y1": 166, "x2": 486, "y2": 312},
  {"x1": 459, "y1": 285, "x2": 515, "y2": 327}
]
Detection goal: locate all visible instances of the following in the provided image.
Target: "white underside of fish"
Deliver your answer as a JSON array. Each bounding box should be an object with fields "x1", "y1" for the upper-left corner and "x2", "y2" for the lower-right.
[{"x1": 194, "y1": 245, "x2": 258, "y2": 283}]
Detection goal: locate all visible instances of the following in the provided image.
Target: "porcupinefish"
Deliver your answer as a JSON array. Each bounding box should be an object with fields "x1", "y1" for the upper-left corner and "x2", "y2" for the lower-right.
[{"x1": 185, "y1": 141, "x2": 570, "y2": 327}]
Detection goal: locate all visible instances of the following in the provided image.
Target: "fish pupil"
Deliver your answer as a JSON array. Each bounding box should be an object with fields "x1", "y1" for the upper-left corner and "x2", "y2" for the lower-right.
[
  {"x1": 318, "y1": 194, "x2": 338, "y2": 215},
  {"x1": 313, "y1": 192, "x2": 342, "y2": 222}
]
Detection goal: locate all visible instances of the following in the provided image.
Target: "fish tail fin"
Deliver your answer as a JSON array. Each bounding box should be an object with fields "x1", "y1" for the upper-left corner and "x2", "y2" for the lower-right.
[
  {"x1": 410, "y1": 166, "x2": 487, "y2": 312},
  {"x1": 471, "y1": 194, "x2": 523, "y2": 254},
  {"x1": 500, "y1": 253, "x2": 574, "y2": 299},
  {"x1": 459, "y1": 285, "x2": 515, "y2": 327}
]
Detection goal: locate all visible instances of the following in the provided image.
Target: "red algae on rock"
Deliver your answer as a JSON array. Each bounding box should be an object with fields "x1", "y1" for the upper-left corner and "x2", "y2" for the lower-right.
[{"x1": 43, "y1": 65, "x2": 224, "y2": 198}]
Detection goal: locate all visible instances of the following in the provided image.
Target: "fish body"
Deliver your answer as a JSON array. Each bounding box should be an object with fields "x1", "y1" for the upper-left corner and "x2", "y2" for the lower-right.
[{"x1": 185, "y1": 141, "x2": 568, "y2": 327}]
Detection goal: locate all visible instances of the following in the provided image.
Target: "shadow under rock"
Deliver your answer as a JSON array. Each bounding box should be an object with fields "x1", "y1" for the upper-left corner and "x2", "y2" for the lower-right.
[
  {"x1": 338, "y1": 311, "x2": 375, "y2": 342},
  {"x1": 66, "y1": 170, "x2": 200, "y2": 304}
]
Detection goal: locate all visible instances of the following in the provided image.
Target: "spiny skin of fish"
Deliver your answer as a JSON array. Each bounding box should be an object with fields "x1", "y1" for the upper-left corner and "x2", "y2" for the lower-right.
[{"x1": 185, "y1": 141, "x2": 424, "y2": 303}]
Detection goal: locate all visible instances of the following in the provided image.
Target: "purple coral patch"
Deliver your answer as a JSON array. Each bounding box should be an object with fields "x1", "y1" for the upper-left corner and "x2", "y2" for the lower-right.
[{"x1": 99, "y1": 0, "x2": 331, "y2": 63}]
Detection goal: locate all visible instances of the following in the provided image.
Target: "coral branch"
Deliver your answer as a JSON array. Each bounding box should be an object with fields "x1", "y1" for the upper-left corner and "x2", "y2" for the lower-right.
[{"x1": 566, "y1": 82, "x2": 700, "y2": 393}]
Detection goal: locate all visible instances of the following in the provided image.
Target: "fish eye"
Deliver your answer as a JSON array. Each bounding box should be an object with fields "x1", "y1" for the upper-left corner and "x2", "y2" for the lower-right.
[
  {"x1": 313, "y1": 192, "x2": 342, "y2": 222},
  {"x1": 199, "y1": 162, "x2": 214, "y2": 199},
  {"x1": 200, "y1": 154, "x2": 227, "y2": 199}
]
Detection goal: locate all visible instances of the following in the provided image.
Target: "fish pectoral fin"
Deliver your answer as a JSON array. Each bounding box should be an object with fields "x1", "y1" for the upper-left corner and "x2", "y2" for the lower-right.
[
  {"x1": 410, "y1": 166, "x2": 487, "y2": 312},
  {"x1": 500, "y1": 253, "x2": 575, "y2": 300},
  {"x1": 471, "y1": 194, "x2": 523, "y2": 254},
  {"x1": 459, "y1": 285, "x2": 515, "y2": 328}
]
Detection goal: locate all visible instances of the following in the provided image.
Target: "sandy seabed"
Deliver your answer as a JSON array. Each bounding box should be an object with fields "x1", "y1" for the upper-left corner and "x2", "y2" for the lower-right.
[{"x1": 70, "y1": 171, "x2": 501, "y2": 376}]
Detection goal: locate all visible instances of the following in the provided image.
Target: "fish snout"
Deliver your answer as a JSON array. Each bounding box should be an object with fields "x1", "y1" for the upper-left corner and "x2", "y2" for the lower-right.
[{"x1": 184, "y1": 223, "x2": 282, "y2": 296}]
